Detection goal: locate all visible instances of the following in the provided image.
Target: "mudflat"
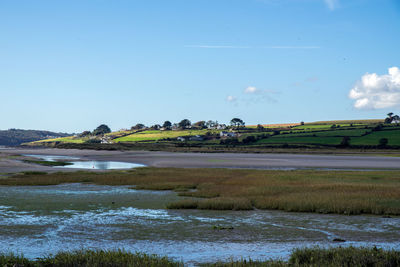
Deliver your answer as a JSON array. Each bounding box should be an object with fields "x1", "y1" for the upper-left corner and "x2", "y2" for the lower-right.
[{"x1": 1, "y1": 147, "x2": 400, "y2": 173}]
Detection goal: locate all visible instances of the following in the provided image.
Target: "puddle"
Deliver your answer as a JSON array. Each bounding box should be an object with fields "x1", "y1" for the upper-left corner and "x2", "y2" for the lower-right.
[
  {"x1": 23, "y1": 154, "x2": 145, "y2": 170},
  {"x1": 0, "y1": 183, "x2": 399, "y2": 265}
]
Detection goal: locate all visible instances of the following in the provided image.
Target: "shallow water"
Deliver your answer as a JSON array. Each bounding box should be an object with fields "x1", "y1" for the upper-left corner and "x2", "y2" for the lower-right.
[
  {"x1": 0, "y1": 184, "x2": 399, "y2": 265},
  {"x1": 23, "y1": 154, "x2": 145, "y2": 170}
]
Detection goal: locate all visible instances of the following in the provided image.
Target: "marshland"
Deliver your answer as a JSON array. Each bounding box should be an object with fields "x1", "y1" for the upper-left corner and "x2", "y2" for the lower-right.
[{"x1": 1, "y1": 152, "x2": 400, "y2": 266}]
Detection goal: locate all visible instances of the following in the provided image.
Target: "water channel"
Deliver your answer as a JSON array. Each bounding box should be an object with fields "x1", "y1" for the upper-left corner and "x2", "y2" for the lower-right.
[{"x1": 0, "y1": 183, "x2": 398, "y2": 266}]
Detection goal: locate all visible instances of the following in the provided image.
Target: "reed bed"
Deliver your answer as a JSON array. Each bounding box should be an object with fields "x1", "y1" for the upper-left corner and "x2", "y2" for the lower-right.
[
  {"x1": 201, "y1": 247, "x2": 400, "y2": 267},
  {"x1": 288, "y1": 246, "x2": 400, "y2": 267},
  {"x1": 1, "y1": 167, "x2": 400, "y2": 215},
  {"x1": 0, "y1": 250, "x2": 181, "y2": 267},
  {"x1": 2, "y1": 247, "x2": 397, "y2": 266}
]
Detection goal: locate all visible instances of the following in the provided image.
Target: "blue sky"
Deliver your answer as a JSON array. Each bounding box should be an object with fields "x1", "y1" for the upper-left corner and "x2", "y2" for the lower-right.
[{"x1": 0, "y1": 0, "x2": 399, "y2": 132}]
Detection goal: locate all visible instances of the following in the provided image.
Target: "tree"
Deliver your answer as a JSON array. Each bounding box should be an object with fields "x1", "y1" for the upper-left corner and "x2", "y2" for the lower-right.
[
  {"x1": 193, "y1": 121, "x2": 206, "y2": 129},
  {"x1": 230, "y1": 118, "x2": 245, "y2": 128},
  {"x1": 339, "y1": 136, "x2": 351, "y2": 147},
  {"x1": 163, "y1": 121, "x2": 172, "y2": 129},
  {"x1": 256, "y1": 124, "x2": 265, "y2": 132},
  {"x1": 393, "y1": 115, "x2": 400, "y2": 124},
  {"x1": 379, "y1": 138, "x2": 389, "y2": 147},
  {"x1": 242, "y1": 135, "x2": 256, "y2": 144},
  {"x1": 79, "y1": 131, "x2": 91, "y2": 137},
  {"x1": 131, "y1": 124, "x2": 146, "y2": 130},
  {"x1": 178, "y1": 119, "x2": 191, "y2": 129},
  {"x1": 92, "y1": 124, "x2": 111, "y2": 136},
  {"x1": 151, "y1": 124, "x2": 161, "y2": 130},
  {"x1": 385, "y1": 112, "x2": 395, "y2": 124},
  {"x1": 384, "y1": 117, "x2": 393, "y2": 124},
  {"x1": 206, "y1": 120, "x2": 218, "y2": 129}
]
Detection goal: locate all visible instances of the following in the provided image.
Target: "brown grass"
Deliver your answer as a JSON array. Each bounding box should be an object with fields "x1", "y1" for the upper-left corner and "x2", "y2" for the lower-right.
[{"x1": 2, "y1": 168, "x2": 400, "y2": 215}]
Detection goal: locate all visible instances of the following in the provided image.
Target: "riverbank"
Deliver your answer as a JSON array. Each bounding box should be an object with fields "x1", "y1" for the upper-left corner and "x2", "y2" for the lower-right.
[
  {"x1": 2, "y1": 148, "x2": 400, "y2": 174},
  {"x1": 1, "y1": 247, "x2": 399, "y2": 266}
]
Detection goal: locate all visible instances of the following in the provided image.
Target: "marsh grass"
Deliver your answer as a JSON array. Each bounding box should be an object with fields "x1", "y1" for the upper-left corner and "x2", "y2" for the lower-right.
[
  {"x1": 0, "y1": 250, "x2": 181, "y2": 267},
  {"x1": 2, "y1": 167, "x2": 400, "y2": 215},
  {"x1": 289, "y1": 246, "x2": 400, "y2": 267},
  {"x1": 23, "y1": 159, "x2": 72, "y2": 167},
  {"x1": 202, "y1": 259, "x2": 286, "y2": 267},
  {"x1": 201, "y1": 247, "x2": 400, "y2": 267},
  {"x1": 2, "y1": 247, "x2": 399, "y2": 267},
  {"x1": 0, "y1": 253, "x2": 31, "y2": 267}
]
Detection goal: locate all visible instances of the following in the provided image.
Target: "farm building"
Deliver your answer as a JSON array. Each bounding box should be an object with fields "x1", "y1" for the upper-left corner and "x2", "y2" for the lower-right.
[{"x1": 220, "y1": 131, "x2": 237, "y2": 138}]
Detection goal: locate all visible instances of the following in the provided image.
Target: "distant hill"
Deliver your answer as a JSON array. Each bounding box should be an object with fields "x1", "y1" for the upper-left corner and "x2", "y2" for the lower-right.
[{"x1": 0, "y1": 129, "x2": 72, "y2": 146}]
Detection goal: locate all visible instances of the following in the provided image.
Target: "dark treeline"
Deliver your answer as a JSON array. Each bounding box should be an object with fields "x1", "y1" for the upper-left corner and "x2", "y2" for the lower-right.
[{"x1": 0, "y1": 129, "x2": 71, "y2": 146}]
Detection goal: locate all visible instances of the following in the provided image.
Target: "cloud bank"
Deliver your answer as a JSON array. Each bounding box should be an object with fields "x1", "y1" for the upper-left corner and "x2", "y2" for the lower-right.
[
  {"x1": 226, "y1": 95, "x2": 237, "y2": 102},
  {"x1": 349, "y1": 67, "x2": 400, "y2": 109},
  {"x1": 324, "y1": 0, "x2": 339, "y2": 10},
  {"x1": 227, "y1": 86, "x2": 278, "y2": 105},
  {"x1": 244, "y1": 86, "x2": 258, "y2": 94}
]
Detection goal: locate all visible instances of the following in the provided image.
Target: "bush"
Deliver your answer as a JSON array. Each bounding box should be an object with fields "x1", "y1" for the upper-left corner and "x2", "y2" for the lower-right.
[
  {"x1": 379, "y1": 138, "x2": 389, "y2": 147},
  {"x1": 242, "y1": 135, "x2": 257, "y2": 144},
  {"x1": 339, "y1": 136, "x2": 351, "y2": 147},
  {"x1": 373, "y1": 124, "x2": 383, "y2": 131},
  {"x1": 85, "y1": 139, "x2": 101, "y2": 144}
]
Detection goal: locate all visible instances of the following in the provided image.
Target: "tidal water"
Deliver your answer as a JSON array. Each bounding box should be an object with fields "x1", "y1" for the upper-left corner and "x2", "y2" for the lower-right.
[
  {"x1": 23, "y1": 154, "x2": 145, "y2": 170},
  {"x1": 0, "y1": 184, "x2": 399, "y2": 266}
]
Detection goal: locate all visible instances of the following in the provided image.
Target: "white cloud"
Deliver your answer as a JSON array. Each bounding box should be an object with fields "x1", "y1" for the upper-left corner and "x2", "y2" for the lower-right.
[
  {"x1": 324, "y1": 0, "x2": 339, "y2": 10},
  {"x1": 244, "y1": 86, "x2": 259, "y2": 94},
  {"x1": 349, "y1": 67, "x2": 400, "y2": 109},
  {"x1": 226, "y1": 95, "x2": 237, "y2": 102}
]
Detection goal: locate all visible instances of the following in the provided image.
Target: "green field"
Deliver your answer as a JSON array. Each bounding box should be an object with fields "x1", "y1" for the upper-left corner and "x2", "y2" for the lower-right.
[
  {"x1": 350, "y1": 130, "x2": 400, "y2": 146},
  {"x1": 258, "y1": 136, "x2": 343, "y2": 145},
  {"x1": 33, "y1": 136, "x2": 85, "y2": 144},
  {"x1": 114, "y1": 130, "x2": 213, "y2": 142}
]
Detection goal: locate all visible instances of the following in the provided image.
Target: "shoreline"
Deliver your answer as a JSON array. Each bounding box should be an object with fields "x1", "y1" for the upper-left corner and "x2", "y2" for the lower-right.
[{"x1": 1, "y1": 147, "x2": 400, "y2": 174}]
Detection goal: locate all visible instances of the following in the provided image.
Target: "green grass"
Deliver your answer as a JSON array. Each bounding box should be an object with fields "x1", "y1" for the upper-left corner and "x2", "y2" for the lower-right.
[
  {"x1": 0, "y1": 250, "x2": 181, "y2": 267},
  {"x1": 314, "y1": 129, "x2": 371, "y2": 137},
  {"x1": 254, "y1": 129, "x2": 400, "y2": 146},
  {"x1": 273, "y1": 129, "x2": 370, "y2": 138},
  {"x1": 23, "y1": 159, "x2": 72, "y2": 166},
  {"x1": 309, "y1": 119, "x2": 384, "y2": 124},
  {"x1": 351, "y1": 130, "x2": 400, "y2": 146},
  {"x1": 2, "y1": 168, "x2": 400, "y2": 215},
  {"x1": 114, "y1": 129, "x2": 213, "y2": 142},
  {"x1": 32, "y1": 136, "x2": 85, "y2": 144},
  {"x1": 257, "y1": 136, "x2": 342, "y2": 145}
]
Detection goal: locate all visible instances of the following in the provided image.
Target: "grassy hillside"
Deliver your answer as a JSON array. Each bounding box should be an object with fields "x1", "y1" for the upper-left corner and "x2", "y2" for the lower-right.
[
  {"x1": 114, "y1": 129, "x2": 214, "y2": 142},
  {"x1": 28, "y1": 119, "x2": 400, "y2": 150}
]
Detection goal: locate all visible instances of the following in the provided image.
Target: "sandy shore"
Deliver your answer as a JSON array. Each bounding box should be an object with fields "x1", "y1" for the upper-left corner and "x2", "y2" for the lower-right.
[{"x1": 1, "y1": 147, "x2": 400, "y2": 173}]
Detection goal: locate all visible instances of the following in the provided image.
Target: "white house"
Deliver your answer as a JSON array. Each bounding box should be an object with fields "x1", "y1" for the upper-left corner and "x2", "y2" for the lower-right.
[
  {"x1": 189, "y1": 135, "x2": 204, "y2": 141},
  {"x1": 220, "y1": 131, "x2": 237, "y2": 138},
  {"x1": 177, "y1": 137, "x2": 186, "y2": 142}
]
